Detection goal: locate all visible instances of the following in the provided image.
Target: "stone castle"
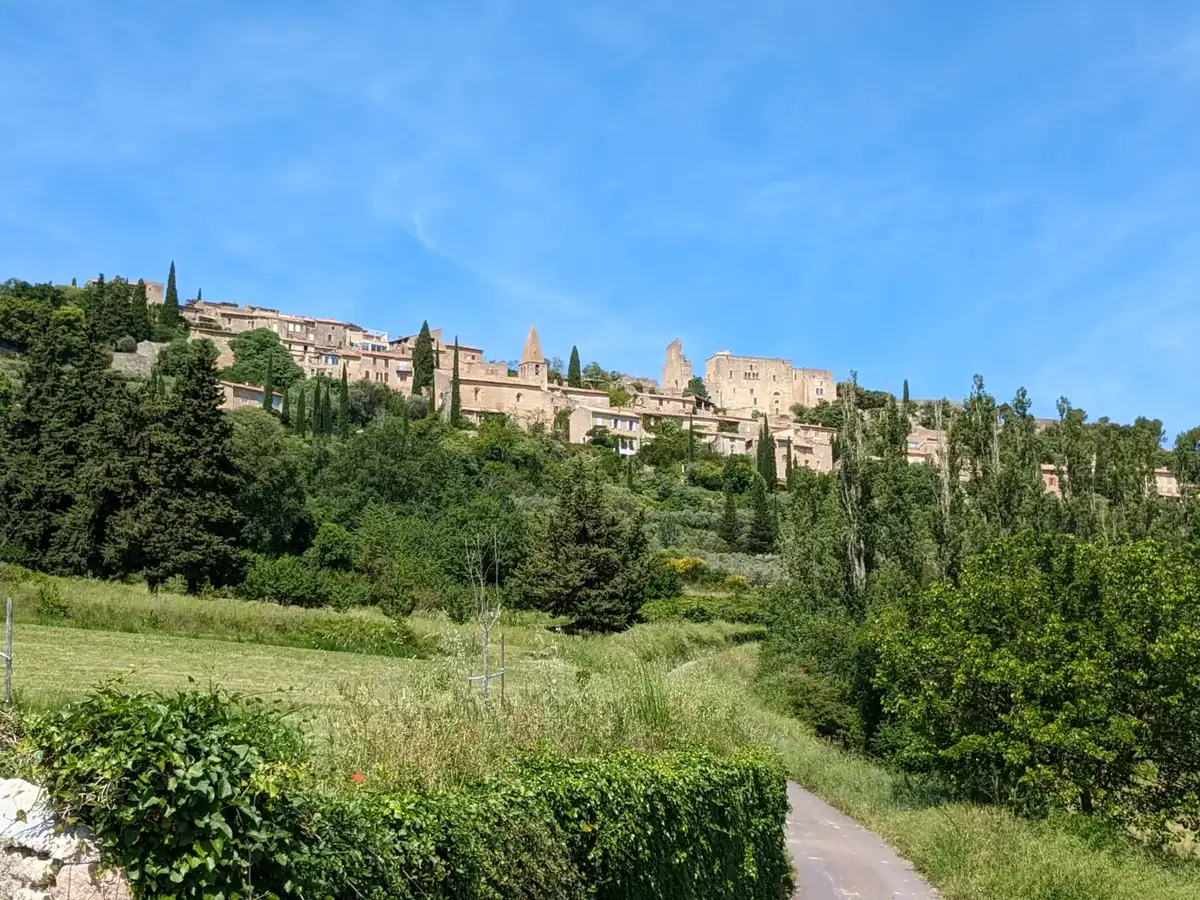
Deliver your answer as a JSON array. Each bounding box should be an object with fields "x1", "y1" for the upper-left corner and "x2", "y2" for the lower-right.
[{"x1": 174, "y1": 294, "x2": 1183, "y2": 497}]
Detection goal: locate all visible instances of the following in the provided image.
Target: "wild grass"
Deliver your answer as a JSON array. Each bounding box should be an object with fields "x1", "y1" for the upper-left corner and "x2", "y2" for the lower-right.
[{"x1": 1, "y1": 572, "x2": 428, "y2": 657}]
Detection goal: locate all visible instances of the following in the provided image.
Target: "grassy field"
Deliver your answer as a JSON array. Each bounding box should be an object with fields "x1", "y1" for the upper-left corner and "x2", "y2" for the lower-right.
[{"x1": 10, "y1": 587, "x2": 1200, "y2": 900}]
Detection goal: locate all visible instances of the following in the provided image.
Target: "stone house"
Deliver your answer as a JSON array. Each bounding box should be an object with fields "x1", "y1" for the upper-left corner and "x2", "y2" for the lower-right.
[{"x1": 219, "y1": 381, "x2": 282, "y2": 412}]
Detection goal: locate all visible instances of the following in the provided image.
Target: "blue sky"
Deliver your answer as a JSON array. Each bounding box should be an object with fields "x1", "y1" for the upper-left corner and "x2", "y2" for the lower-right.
[{"x1": 3, "y1": 1, "x2": 1198, "y2": 435}]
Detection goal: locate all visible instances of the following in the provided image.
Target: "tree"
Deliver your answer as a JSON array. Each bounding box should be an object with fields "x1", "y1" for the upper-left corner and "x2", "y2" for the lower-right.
[
  {"x1": 756, "y1": 418, "x2": 777, "y2": 488},
  {"x1": 567, "y1": 346, "x2": 582, "y2": 387},
  {"x1": 338, "y1": 364, "x2": 350, "y2": 437},
  {"x1": 159, "y1": 261, "x2": 182, "y2": 328},
  {"x1": 902, "y1": 379, "x2": 910, "y2": 407},
  {"x1": 220, "y1": 329, "x2": 304, "y2": 391},
  {"x1": 229, "y1": 408, "x2": 311, "y2": 555},
  {"x1": 412, "y1": 320, "x2": 435, "y2": 396},
  {"x1": 720, "y1": 489, "x2": 740, "y2": 548},
  {"x1": 130, "y1": 280, "x2": 152, "y2": 342},
  {"x1": 261, "y1": 356, "x2": 275, "y2": 412},
  {"x1": 743, "y1": 473, "x2": 776, "y2": 553},
  {"x1": 128, "y1": 339, "x2": 243, "y2": 591},
  {"x1": 516, "y1": 461, "x2": 651, "y2": 631},
  {"x1": 450, "y1": 337, "x2": 463, "y2": 427},
  {"x1": 294, "y1": 385, "x2": 307, "y2": 437},
  {"x1": 685, "y1": 376, "x2": 709, "y2": 402},
  {"x1": 876, "y1": 533, "x2": 1200, "y2": 843},
  {"x1": 280, "y1": 383, "x2": 291, "y2": 427}
]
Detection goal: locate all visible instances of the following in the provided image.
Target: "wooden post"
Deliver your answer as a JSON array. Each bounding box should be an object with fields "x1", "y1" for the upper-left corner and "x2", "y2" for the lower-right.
[{"x1": 4, "y1": 597, "x2": 12, "y2": 708}]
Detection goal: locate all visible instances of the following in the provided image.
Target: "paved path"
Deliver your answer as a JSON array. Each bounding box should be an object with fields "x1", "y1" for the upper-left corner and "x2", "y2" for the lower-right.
[{"x1": 785, "y1": 782, "x2": 939, "y2": 899}]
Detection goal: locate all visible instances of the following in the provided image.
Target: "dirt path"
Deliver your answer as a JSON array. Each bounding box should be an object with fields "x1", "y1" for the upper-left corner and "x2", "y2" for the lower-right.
[{"x1": 786, "y1": 781, "x2": 938, "y2": 899}]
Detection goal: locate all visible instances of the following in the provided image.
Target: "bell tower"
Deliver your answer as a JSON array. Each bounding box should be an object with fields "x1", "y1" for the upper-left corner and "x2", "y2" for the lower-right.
[{"x1": 518, "y1": 324, "x2": 546, "y2": 384}]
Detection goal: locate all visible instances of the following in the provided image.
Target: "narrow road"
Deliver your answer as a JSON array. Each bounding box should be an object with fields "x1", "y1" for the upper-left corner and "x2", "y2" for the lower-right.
[{"x1": 786, "y1": 782, "x2": 939, "y2": 899}]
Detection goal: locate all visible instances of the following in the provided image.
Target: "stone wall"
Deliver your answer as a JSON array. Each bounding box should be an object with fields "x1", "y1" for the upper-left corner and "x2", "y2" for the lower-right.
[
  {"x1": 0, "y1": 778, "x2": 130, "y2": 900},
  {"x1": 661, "y1": 339, "x2": 693, "y2": 396}
]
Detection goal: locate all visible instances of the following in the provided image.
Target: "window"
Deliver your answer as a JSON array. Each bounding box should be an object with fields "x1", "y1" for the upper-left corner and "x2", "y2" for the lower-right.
[
  {"x1": 384, "y1": 372, "x2": 389, "y2": 383},
  {"x1": 516, "y1": 392, "x2": 523, "y2": 403},
  {"x1": 474, "y1": 388, "x2": 480, "y2": 401},
  {"x1": 816, "y1": 387, "x2": 824, "y2": 397},
  {"x1": 324, "y1": 354, "x2": 339, "y2": 366}
]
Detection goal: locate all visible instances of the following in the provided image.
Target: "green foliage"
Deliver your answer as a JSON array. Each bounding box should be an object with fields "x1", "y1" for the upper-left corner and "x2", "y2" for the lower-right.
[
  {"x1": 791, "y1": 400, "x2": 844, "y2": 429},
  {"x1": 686, "y1": 459, "x2": 724, "y2": 491},
  {"x1": 567, "y1": 345, "x2": 582, "y2": 387},
  {"x1": 639, "y1": 419, "x2": 690, "y2": 470},
  {"x1": 33, "y1": 686, "x2": 306, "y2": 900},
  {"x1": 720, "y1": 489, "x2": 741, "y2": 549},
  {"x1": 115, "y1": 334, "x2": 137, "y2": 353},
  {"x1": 220, "y1": 328, "x2": 305, "y2": 392},
  {"x1": 640, "y1": 592, "x2": 766, "y2": 625},
  {"x1": 517, "y1": 462, "x2": 653, "y2": 631},
  {"x1": 743, "y1": 474, "x2": 776, "y2": 554},
  {"x1": 875, "y1": 533, "x2": 1200, "y2": 844},
  {"x1": 160, "y1": 260, "x2": 182, "y2": 328},
  {"x1": 412, "y1": 320, "x2": 435, "y2": 396},
  {"x1": 722, "y1": 454, "x2": 757, "y2": 493},
  {"x1": 449, "y1": 337, "x2": 463, "y2": 427},
  {"x1": 755, "y1": 419, "x2": 778, "y2": 488},
  {"x1": 684, "y1": 376, "x2": 708, "y2": 401},
  {"x1": 607, "y1": 384, "x2": 633, "y2": 408},
  {"x1": 34, "y1": 687, "x2": 790, "y2": 900},
  {"x1": 229, "y1": 408, "x2": 312, "y2": 555}
]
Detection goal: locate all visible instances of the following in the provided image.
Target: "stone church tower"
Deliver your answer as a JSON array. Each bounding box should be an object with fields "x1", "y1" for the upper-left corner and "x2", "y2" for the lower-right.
[{"x1": 518, "y1": 324, "x2": 546, "y2": 383}]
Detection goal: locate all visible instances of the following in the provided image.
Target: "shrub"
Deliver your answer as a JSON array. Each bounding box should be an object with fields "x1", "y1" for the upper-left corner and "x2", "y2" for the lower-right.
[
  {"x1": 240, "y1": 554, "x2": 327, "y2": 606},
  {"x1": 686, "y1": 460, "x2": 725, "y2": 491},
  {"x1": 115, "y1": 334, "x2": 137, "y2": 353},
  {"x1": 875, "y1": 534, "x2": 1200, "y2": 844},
  {"x1": 35, "y1": 687, "x2": 791, "y2": 900},
  {"x1": 641, "y1": 593, "x2": 767, "y2": 626}
]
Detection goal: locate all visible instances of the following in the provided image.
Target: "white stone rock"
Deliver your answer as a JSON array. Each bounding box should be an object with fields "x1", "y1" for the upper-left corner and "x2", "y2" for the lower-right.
[{"x1": 0, "y1": 779, "x2": 95, "y2": 863}]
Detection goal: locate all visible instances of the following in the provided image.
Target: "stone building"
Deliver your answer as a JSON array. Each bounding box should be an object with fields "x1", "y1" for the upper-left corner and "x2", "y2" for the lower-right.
[
  {"x1": 219, "y1": 381, "x2": 282, "y2": 412},
  {"x1": 661, "y1": 339, "x2": 694, "y2": 395},
  {"x1": 702, "y1": 350, "x2": 833, "y2": 419}
]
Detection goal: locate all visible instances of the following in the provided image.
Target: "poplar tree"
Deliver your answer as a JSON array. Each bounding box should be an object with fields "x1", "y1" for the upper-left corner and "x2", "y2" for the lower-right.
[
  {"x1": 338, "y1": 364, "x2": 350, "y2": 437},
  {"x1": 567, "y1": 346, "x2": 582, "y2": 387},
  {"x1": 450, "y1": 337, "x2": 463, "y2": 427}
]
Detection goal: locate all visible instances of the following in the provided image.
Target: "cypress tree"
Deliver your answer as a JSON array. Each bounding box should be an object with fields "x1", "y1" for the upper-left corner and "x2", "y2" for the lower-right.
[
  {"x1": 743, "y1": 473, "x2": 776, "y2": 553},
  {"x1": 131, "y1": 279, "x2": 152, "y2": 342},
  {"x1": 262, "y1": 356, "x2": 275, "y2": 411},
  {"x1": 567, "y1": 346, "x2": 582, "y2": 387},
  {"x1": 295, "y1": 385, "x2": 307, "y2": 436},
  {"x1": 197, "y1": 287, "x2": 202, "y2": 303},
  {"x1": 412, "y1": 321, "x2": 434, "y2": 396},
  {"x1": 160, "y1": 261, "x2": 181, "y2": 327},
  {"x1": 450, "y1": 337, "x2": 462, "y2": 427},
  {"x1": 338, "y1": 364, "x2": 350, "y2": 437},
  {"x1": 626, "y1": 457, "x2": 635, "y2": 491},
  {"x1": 785, "y1": 438, "x2": 794, "y2": 487},
  {"x1": 688, "y1": 414, "x2": 695, "y2": 463},
  {"x1": 757, "y1": 418, "x2": 778, "y2": 489},
  {"x1": 720, "y1": 489, "x2": 740, "y2": 549},
  {"x1": 280, "y1": 384, "x2": 292, "y2": 427},
  {"x1": 321, "y1": 381, "x2": 333, "y2": 436},
  {"x1": 902, "y1": 378, "x2": 910, "y2": 406},
  {"x1": 70, "y1": 277, "x2": 77, "y2": 288}
]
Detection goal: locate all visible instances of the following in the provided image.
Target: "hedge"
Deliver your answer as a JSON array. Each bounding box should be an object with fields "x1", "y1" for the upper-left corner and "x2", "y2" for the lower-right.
[{"x1": 32, "y1": 686, "x2": 792, "y2": 900}]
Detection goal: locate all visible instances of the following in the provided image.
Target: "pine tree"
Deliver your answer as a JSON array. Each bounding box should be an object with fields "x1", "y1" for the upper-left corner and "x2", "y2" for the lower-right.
[
  {"x1": 295, "y1": 385, "x2": 307, "y2": 436},
  {"x1": 743, "y1": 473, "x2": 776, "y2": 553},
  {"x1": 567, "y1": 346, "x2": 582, "y2": 387},
  {"x1": 720, "y1": 489, "x2": 740, "y2": 549},
  {"x1": 160, "y1": 261, "x2": 182, "y2": 327},
  {"x1": 412, "y1": 320, "x2": 435, "y2": 396},
  {"x1": 280, "y1": 384, "x2": 291, "y2": 427},
  {"x1": 262, "y1": 356, "x2": 275, "y2": 411},
  {"x1": 450, "y1": 337, "x2": 463, "y2": 427},
  {"x1": 338, "y1": 364, "x2": 350, "y2": 437}
]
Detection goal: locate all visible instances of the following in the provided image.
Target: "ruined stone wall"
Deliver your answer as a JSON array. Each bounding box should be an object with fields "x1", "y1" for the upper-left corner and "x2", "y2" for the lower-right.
[{"x1": 661, "y1": 339, "x2": 693, "y2": 396}]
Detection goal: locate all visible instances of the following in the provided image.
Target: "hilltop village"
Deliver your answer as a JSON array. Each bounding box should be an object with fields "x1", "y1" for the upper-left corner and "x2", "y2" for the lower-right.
[{"x1": 112, "y1": 282, "x2": 1182, "y2": 499}]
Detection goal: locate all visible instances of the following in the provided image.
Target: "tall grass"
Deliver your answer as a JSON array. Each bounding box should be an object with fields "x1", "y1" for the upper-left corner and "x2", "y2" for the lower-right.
[
  {"x1": 2, "y1": 574, "x2": 428, "y2": 657},
  {"x1": 314, "y1": 648, "x2": 766, "y2": 791}
]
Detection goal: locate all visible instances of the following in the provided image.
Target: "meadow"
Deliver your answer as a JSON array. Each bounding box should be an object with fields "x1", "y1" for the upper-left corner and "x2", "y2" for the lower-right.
[{"x1": 7, "y1": 577, "x2": 1200, "y2": 900}]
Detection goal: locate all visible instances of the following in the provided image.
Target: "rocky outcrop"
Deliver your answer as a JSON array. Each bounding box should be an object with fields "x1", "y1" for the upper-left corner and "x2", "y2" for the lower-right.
[{"x1": 0, "y1": 779, "x2": 129, "y2": 900}]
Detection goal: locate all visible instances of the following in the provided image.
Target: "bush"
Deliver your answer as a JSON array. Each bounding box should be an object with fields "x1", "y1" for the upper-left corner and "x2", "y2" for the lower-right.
[
  {"x1": 686, "y1": 460, "x2": 725, "y2": 491},
  {"x1": 115, "y1": 334, "x2": 137, "y2": 353},
  {"x1": 875, "y1": 534, "x2": 1200, "y2": 844},
  {"x1": 35, "y1": 687, "x2": 792, "y2": 900},
  {"x1": 240, "y1": 554, "x2": 327, "y2": 606},
  {"x1": 641, "y1": 593, "x2": 767, "y2": 625}
]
